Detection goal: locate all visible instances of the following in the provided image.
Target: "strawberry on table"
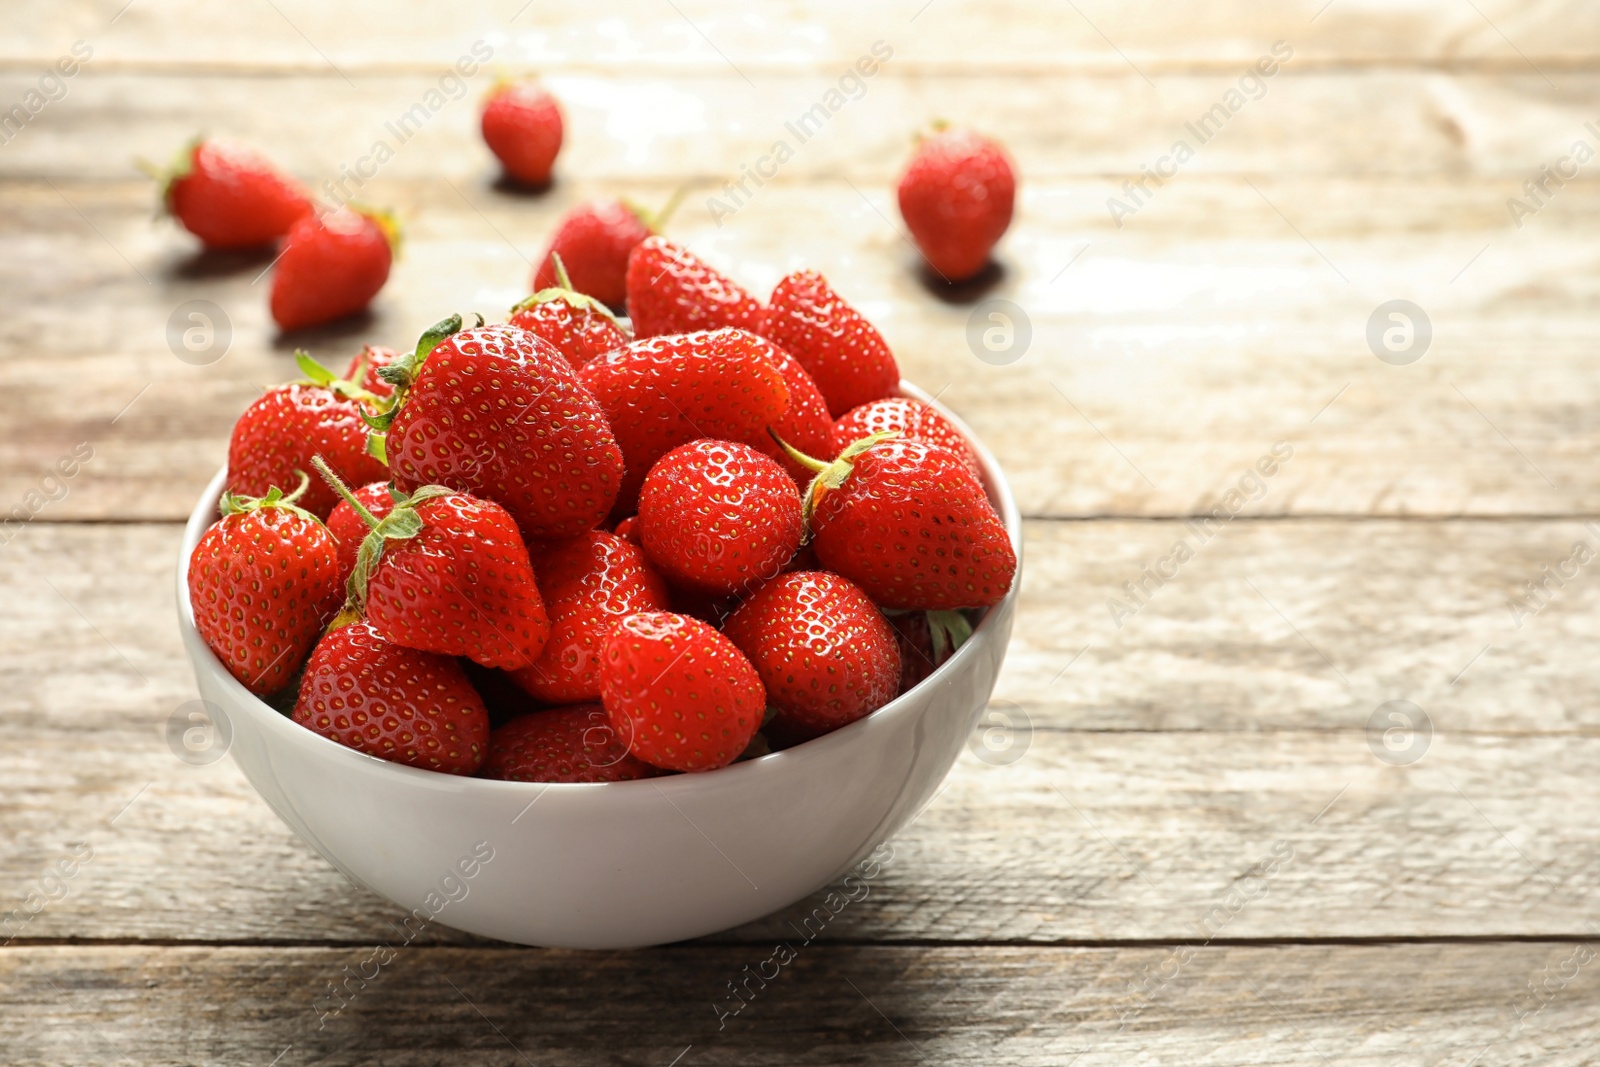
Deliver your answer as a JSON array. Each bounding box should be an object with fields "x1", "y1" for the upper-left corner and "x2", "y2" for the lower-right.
[
  {"x1": 636, "y1": 440, "x2": 802, "y2": 597},
  {"x1": 316, "y1": 458, "x2": 551, "y2": 671},
  {"x1": 896, "y1": 126, "x2": 1016, "y2": 282},
  {"x1": 778, "y1": 433, "x2": 1016, "y2": 610},
  {"x1": 226, "y1": 351, "x2": 388, "y2": 521},
  {"x1": 480, "y1": 80, "x2": 564, "y2": 187},
  {"x1": 600, "y1": 612, "x2": 765, "y2": 773},
  {"x1": 832, "y1": 396, "x2": 981, "y2": 480},
  {"x1": 624, "y1": 236, "x2": 763, "y2": 338},
  {"x1": 325, "y1": 481, "x2": 395, "y2": 590},
  {"x1": 269, "y1": 206, "x2": 398, "y2": 332},
  {"x1": 380, "y1": 316, "x2": 624, "y2": 541},
  {"x1": 508, "y1": 254, "x2": 631, "y2": 369},
  {"x1": 760, "y1": 270, "x2": 900, "y2": 418},
  {"x1": 578, "y1": 327, "x2": 789, "y2": 510},
  {"x1": 509, "y1": 530, "x2": 669, "y2": 704},
  {"x1": 187, "y1": 479, "x2": 342, "y2": 696},
  {"x1": 154, "y1": 137, "x2": 311, "y2": 250},
  {"x1": 723, "y1": 571, "x2": 901, "y2": 740},
  {"x1": 480, "y1": 705, "x2": 661, "y2": 783},
  {"x1": 531, "y1": 194, "x2": 682, "y2": 310}
]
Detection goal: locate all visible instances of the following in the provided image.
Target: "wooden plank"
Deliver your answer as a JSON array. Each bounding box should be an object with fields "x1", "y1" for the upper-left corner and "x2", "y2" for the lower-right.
[
  {"x1": 4, "y1": 523, "x2": 1598, "y2": 944},
  {"x1": 2, "y1": 176, "x2": 1599, "y2": 520},
  {"x1": 2, "y1": 943, "x2": 1597, "y2": 1065},
  {"x1": 5, "y1": 0, "x2": 1599, "y2": 71}
]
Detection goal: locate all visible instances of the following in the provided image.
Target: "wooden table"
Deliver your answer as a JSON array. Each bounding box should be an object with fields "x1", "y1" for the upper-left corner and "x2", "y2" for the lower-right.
[{"x1": 4, "y1": 1, "x2": 1598, "y2": 1062}]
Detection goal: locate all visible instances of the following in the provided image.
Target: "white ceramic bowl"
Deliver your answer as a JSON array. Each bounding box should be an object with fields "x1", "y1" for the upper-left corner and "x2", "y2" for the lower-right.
[{"x1": 177, "y1": 384, "x2": 1021, "y2": 949}]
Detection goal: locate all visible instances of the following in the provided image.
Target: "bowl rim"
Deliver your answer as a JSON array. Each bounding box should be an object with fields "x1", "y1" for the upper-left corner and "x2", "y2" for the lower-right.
[{"x1": 176, "y1": 378, "x2": 1023, "y2": 797}]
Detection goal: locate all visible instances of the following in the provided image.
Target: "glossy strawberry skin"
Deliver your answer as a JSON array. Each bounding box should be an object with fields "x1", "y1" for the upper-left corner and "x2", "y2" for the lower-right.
[
  {"x1": 723, "y1": 571, "x2": 900, "y2": 737},
  {"x1": 293, "y1": 620, "x2": 490, "y2": 775},
  {"x1": 532, "y1": 199, "x2": 652, "y2": 309},
  {"x1": 750, "y1": 345, "x2": 838, "y2": 484},
  {"x1": 509, "y1": 531, "x2": 669, "y2": 703},
  {"x1": 811, "y1": 439, "x2": 1017, "y2": 610},
  {"x1": 187, "y1": 506, "x2": 342, "y2": 696},
  {"x1": 325, "y1": 481, "x2": 395, "y2": 590},
  {"x1": 387, "y1": 324, "x2": 624, "y2": 540},
  {"x1": 612, "y1": 515, "x2": 640, "y2": 544},
  {"x1": 343, "y1": 345, "x2": 401, "y2": 398},
  {"x1": 481, "y1": 83, "x2": 563, "y2": 186},
  {"x1": 637, "y1": 440, "x2": 802, "y2": 597},
  {"x1": 833, "y1": 397, "x2": 981, "y2": 480},
  {"x1": 227, "y1": 384, "x2": 388, "y2": 521},
  {"x1": 625, "y1": 237, "x2": 763, "y2": 338},
  {"x1": 578, "y1": 328, "x2": 790, "y2": 510},
  {"x1": 270, "y1": 207, "x2": 394, "y2": 332},
  {"x1": 480, "y1": 705, "x2": 661, "y2": 783},
  {"x1": 364, "y1": 491, "x2": 551, "y2": 670},
  {"x1": 600, "y1": 612, "x2": 765, "y2": 773},
  {"x1": 759, "y1": 271, "x2": 900, "y2": 418},
  {"x1": 166, "y1": 138, "x2": 311, "y2": 250},
  {"x1": 508, "y1": 296, "x2": 630, "y2": 369},
  {"x1": 896, "y1": 129, "x2": 1016, "y2": 282}
]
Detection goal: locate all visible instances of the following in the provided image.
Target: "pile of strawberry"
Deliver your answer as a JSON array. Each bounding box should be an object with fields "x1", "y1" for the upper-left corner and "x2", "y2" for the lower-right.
[{"x1": 188, "y1": 234, "x2": 1015, "y2": 782}]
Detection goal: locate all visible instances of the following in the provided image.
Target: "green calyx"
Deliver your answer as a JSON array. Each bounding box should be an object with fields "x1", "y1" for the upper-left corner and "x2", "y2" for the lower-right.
[
  {"x1": 294, "y1": 349, "x2": 386, "y2": 407},
  {"x1": 136, "y1": 134, "x2": 203, "y2": 217},
  {"x1": 362, "y1": 312, "x2": 481, "y2": 439},
  {"x1": 927, "y1": 609, "x2": 973, "y2": 661},
  {"x1": 623, "y1": 184, "x2": 689, "y2": 235},
  {"x1": 510, "y1": 253, "x2": 624, "y2": 328},
  {"x1": 769, "y1": 429, "x2": 900, "y2": 531},
  {"x1": 311, "y1": 454, "x2": 453, "y2": 617},
  {"x1": 219, "y1": 470, "x2": 318, "y2": 524}
]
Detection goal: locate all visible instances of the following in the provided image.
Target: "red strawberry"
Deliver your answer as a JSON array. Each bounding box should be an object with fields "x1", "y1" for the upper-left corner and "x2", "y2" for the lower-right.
[
  {"x1": 157, "y1": 137, "x2": 311, "y2": 250},
  {"x1": 325, "y1": 481, "x2": 395, "y2": 590},
  {"x1": 759, "y1": 271, "x2": 899, "y2": 417},
  {"x1": 293, "y1": 620, "x2": 490, "y2": 774},
  {"x1": 508, "y1": 256, "x2": 631, "y2": 369},
  {"x1": 749, "y1": 345, "x2": 837, "y2": 485},
  {"x1": 509, "y1": 531, "x2": 669, "y2": 703},
  {"x1": 624, "y1": 237, "x2": 763, "y2": 338},
  {"x1": 833, "y1": 397, "x2": 980, "y2": 480},
  {"x1": 637, "y1": 440, "x2": 802, "y2": 597},
  {"x1": 342, "y1": 345, "x2": 401, "y2": 398},
  {"x1": 600, "y1": 612, "x2": 764, "y2": 772},
  {"x1": 531, "y1": 198, "x2": 658, "y2": 310},
  {"x1": 226, "y1": 353, "x2": 388, "y2": 521},
  {"x1": 781, "y1": 434, "x2": 1016, "y2": 610},
  {"x1": 889, "y1": 609, "x2": 973, "y2": 694},
  {"x1": 480, "y1": 705, "x2": 661, "y2": 783},
  {"x1": 186, "y1": 482, "x2": 342, "y2": 696},
  {"x1": 723, "y1": 571, "x2": 900, "y2": 738},
  {"x1": 612, "y1": 515, "x2": 640, "y2": 545},
  {"x1": 319, "y1": 464, "x2": 551, "y2": 671},
  {"x1": 381, "y1": 317, "x2": 624, "y2": 541},
  {"x1": 480, "y1": 81, "x2": 563, "y2": 186},
  {"x1": 270, "y1": 206, "x2": 398, "y2": 332},
  {"x1": 896, "y1": 127, "x2": 1016, "y2": 282},
  {"x1": 578, "y1": 327, "x2": 789, "y2": 509}
]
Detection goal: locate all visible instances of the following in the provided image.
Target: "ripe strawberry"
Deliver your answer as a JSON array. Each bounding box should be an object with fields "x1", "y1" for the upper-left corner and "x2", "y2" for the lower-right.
[
  {"x1": 380, "y1": 317, "x2": 624, "y2": 540},
  {"x1": 723, "y1": 571, "x2": 900, "y2": 739},
  {"x1": 612, "y1": 515, "x2": 640, "y2": 545},
  {"x1": 833, "y1": 397, "x2": 981, "y2": 480},
  {"x1": 578, "y1": 327, "x2": 789, "y2": 509},
  {"x1": 270, "y1": 206, "x2": 398, "y2": 332},
  {"x1": 896, "y1": 127, "x2": 1016, "y2": 282},
  {"x1": 343, "y1": 345, "x2": 401, "y2": 398},
  {"x1": 318, "y1": 462, "x2": 551, "y2": 671},
  {"x1": 157, "y1": 137, "x2": 311, "y2": 250},
  {"x1": 480, "y1": 81, "x2": 563, "y2": 186},
  {"x1": 624, "y1": 237, "x2": 763, "y2": 338},
  {"x1": 480, "y1": 705, "x2": 661, "y2": 783},
  {"x1": 749, "y1": 345, "x2": 837, "y2": 485},
  {"x1": 293, "y1": 620, "x2": 490, "y2": 774},
  {"x1": 508, "y1": 531, "x2": 669, "y2": 703},
  {"x1": 600, "y1": 612, "x2": 765, "y2": 772},
  {"x1": 325, "y1": 481, "x2": 395, "y2": 590},
  {"x1": 187, "y1": 482, "x2": 342, "y2": 696},
  {"x1": 637, "y1": 440, "x2": 802, "y2": 597},
  {"x1": 781, "y1": 434, "x2": 1016, "y2": 610},
  {"x1": 226, "y1": 352, "x2": 388, "y2": 520},
  {"x1": 508, "y1": 256, "x2": 631, "y2": 369},
  {"x1": 889, "y1": 609, "x2": 973, "y2": 694},
  {"x1": 531, "y1": 198, "x2": 659, "y2": 310},
  {"x1": 760, "y1": 270, "x2": 899, "y2": 417}
]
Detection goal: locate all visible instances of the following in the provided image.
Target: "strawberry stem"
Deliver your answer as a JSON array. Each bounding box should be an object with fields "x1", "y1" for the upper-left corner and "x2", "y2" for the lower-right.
[
  {"x1": 219, "y1": 471, "x2": 316, "y2": 522},
  {"x1": 767, "y1": 430, "x2": 829, "y2": 474},
  {"x1": 770, "y1": 429, "x2": 900, "y2": 531},
  {"x1": 551, "y1": 251, "x2": 574, "y2": 291},
  {"x1": 311, "y1": 455, "x2": 379, "y2": 529}
]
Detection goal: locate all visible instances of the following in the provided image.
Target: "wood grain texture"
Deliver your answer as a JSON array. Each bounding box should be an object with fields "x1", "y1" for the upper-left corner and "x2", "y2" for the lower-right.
[
  {"x1": 3, "y1": 943, "x2": 1598, "y2": 1066},
  {"x1": 3, "y1": 524, "x2": 1598, "y2": 945}
]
